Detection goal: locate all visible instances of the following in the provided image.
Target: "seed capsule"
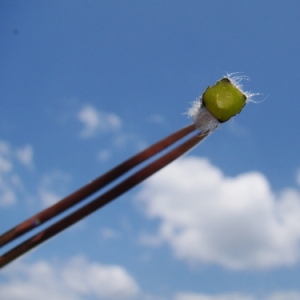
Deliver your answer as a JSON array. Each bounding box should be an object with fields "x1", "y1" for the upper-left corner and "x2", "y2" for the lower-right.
[{"x1": 202, "y1": 77, "x2": 247, "y2": 123}]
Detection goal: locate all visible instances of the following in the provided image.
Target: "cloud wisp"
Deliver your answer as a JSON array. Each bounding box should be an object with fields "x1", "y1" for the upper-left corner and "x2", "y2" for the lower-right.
[
  {"x1": 0, "y1": 255, "x2": 140, "y2": 300},
  {"x1": 0, "y1": 141, "x2": 32, "y2": 207},
  {"x1": 37, "y1": 170, "x2": 71, "y2": 207},
  {"x1": 15, "y1": 145, "x2": 34, "y2": 170},
  {"x1": 174, "y1": 291, "x2": 300, "y2": 300},
  {"x1": 1, "y1": 254, "x2": 300, "y2": 300},
  {"x1": 136, "y1": 156, "x2": 300, "y2": 270},
  {"x1": 77, "y1": 105, "x2": 122, "y2": 138}
]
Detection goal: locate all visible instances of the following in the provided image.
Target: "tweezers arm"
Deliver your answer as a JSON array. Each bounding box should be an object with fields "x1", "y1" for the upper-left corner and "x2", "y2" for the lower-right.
[
  {"x1": 0, "y1": 124, "x2": 196, "y2": 249},
  {"x1": 0, "y1": 131, "x2": 208, "y2": 269}
]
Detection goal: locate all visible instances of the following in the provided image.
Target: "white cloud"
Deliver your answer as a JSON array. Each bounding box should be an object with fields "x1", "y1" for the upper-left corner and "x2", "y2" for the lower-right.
[
  {"x1": 77, "y1": 105, "x2": 122, "y2": 138},
  {"x1": 0, "y1": 178, "x2": 17, "y2": 206},
  {"x1": 174, "y1": 292, "x2": 254, "y2": 300},
  {"x1": 97, "y1": 149, "x2": 112, "y2": 162},
  {"x1": 0, "y1": 255, "x2": 140, "y2": 300},
  {"x1": 1, "y1": 255, "x2": 299, "y2": 300},
  {"x1": 174, "y1": 291, "x2": 300, "y2": 300},
  {"x1": 267, "y1": 291, "x2": 300, "y2": 300},
  {"x1": 38, "y1": 170, "x2": 71, "y2": 207},
  {"x1": 136, "y1": 156, "x2": 300, "y2": 270},
  {"x1": 148, "y1": 114, "x2": 166, "y2": 125},
  {"x1": 15, "y1": 145, "x2": 34, "y2": 169},
  {"x1": 0, "y1": 141, "x2": 29, "y2": 207},
  {"x1": 100, "y1": 227, "x2": 120, "y2": 240},
  {"x1": 112, "y1": 133, "x2": 147, "y2": 152},
  {"x1": 296, "y1": 169, "x2": 300, "y2": 186},
  {"x1": 0, "y1": 141, "x2": 13, "y2": 172}
]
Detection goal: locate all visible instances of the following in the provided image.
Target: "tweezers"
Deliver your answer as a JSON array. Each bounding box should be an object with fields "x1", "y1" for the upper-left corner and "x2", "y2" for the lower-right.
[{"x1": 0, "y1": 124, "x2": 208, "y2": 268}]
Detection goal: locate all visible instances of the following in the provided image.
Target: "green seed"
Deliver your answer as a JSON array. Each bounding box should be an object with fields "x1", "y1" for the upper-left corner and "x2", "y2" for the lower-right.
[{"x1": 202, "y1": 78, "x2": 247, "y2": 123}]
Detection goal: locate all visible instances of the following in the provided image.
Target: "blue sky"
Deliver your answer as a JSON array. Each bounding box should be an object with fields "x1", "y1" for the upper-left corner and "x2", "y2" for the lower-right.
[{"x1": 1, "y1": 1, "x2": 300, "y2": 299}]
